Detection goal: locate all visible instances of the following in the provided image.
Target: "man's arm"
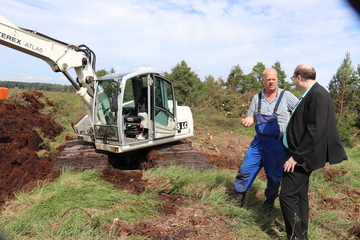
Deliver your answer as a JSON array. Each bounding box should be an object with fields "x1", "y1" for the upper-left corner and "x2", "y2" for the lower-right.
[
  {"x1": 291, "y1": 89, "x2": 330, "y2": 163},
  {"x1": 287, "y1": 91, "x2": 300, "y2": 111},
  {"x1": 241, "y1": 93, "x2": 258, "y2": 128}
]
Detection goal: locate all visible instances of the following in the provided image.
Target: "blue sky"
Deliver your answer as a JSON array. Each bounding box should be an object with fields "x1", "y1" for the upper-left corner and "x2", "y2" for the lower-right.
[{"x1": 1, "y1": 0, "x2": 360, "y2": 89}]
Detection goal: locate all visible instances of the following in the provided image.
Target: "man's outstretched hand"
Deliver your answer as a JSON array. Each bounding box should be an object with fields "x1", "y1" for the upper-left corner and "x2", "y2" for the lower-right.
[{"x1": 241, "y1": 115, "x2": 254, "y2": 128}]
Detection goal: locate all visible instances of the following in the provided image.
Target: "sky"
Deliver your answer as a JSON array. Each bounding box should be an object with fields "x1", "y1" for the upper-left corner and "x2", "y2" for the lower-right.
[{"x1": 1, "y1": 0, "x2": 360, "y2": 89}]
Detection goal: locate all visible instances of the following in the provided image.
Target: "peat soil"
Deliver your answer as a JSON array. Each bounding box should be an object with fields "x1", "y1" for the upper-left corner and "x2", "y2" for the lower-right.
[{"x1": 0, "y1": 90, "x2": 359, "y2": 239}]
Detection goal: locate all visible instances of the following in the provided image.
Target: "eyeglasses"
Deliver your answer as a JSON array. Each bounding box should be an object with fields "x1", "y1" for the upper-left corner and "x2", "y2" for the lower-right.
[{"x1": 290, "y1": 75, "x2": 297, "y2": 81}]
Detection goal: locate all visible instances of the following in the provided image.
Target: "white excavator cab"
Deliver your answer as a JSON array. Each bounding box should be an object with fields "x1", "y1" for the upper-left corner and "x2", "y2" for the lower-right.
[{"x1": 74, "y1": 70, "x2": 193, "y2": 153}]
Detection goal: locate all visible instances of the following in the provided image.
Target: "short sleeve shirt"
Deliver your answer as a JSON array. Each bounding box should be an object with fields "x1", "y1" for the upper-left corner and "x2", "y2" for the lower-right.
[{"x1": 247, "y1": 88, "x2": 299, "y2": 132}]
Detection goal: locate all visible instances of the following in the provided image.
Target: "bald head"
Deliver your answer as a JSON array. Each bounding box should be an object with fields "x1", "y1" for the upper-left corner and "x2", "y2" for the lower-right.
[
  {"x1": 262, "y1": 68, "x2": 278, "y2": 94},
  {"x1": 294, "y1": 64, "x2": 316, "y2": 80},
  {"x1": 263, "y1": 68, "x2": 278, "y2": 78}
]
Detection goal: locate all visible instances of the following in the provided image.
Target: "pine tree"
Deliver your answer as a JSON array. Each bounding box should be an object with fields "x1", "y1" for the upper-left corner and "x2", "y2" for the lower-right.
[
  {"x1": 271, "y1": 61, "x2": 292, "y2": 90},
  {"x1": 164, "y1": 60, "x2": 202, "y2": 107},
  {"x1": 226, "y1": 65, "x2": 244, "y2": 92},
  {"x1": 251, "y1": 62, "x2": 266, "y2": 83},
  {"x1": 328, "y1": 52, "x2": 360, "y2": 147}
]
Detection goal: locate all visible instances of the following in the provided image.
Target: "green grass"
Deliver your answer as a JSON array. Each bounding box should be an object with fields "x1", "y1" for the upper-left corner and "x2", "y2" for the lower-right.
[
  {"x1": 0, "y1": 169, "x2": 162, "y2": 239},
  {"x1": 194, "y1": 113, "x2": 256, "y2": 136},
  {"x1": 1, "y1": 157, "x2": 359, "y2": 239},
  {"x1": 0, "y1": 167, "x2": 279, "y2": 239},
  {"x1": 144, "y1": 166, "x2": 235, "y2": 205},
  {"x1": 41, "y1": 90, "x2": 86, "y2": 140}
]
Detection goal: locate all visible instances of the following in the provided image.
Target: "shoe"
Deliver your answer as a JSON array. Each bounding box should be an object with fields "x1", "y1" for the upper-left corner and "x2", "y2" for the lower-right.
[
  {"x1": 287, "y1": 237, "x2": 301, "y2": 240},
  {"x1": 137, "y1": 133, "x2": 145, "y2": 140},
  {"x1": 230, "y1": 190, "x2": 246, "y2": 207},
  {"x1": 260, "y1": 199, "x2": 274, "y2": 215}
]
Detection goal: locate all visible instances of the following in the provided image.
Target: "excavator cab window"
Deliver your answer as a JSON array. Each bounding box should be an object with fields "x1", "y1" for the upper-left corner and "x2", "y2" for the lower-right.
[
  {"x1": 94, "y1": 80, "x2": 120, "y2": 142},
  {"x1": 122, "y1": 79, "x2": 136, "y2": 116},
  {"x1": 96, "y1": 81, "x2": 119, "y2": 125},
  {"x1": 154, "y1": 76, "x2": 174, "y2": 125}
]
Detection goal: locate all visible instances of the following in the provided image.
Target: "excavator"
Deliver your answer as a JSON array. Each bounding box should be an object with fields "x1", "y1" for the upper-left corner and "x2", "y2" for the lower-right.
[{"x1": 0, "y1": 14, "x2": 212, "y2": 170}]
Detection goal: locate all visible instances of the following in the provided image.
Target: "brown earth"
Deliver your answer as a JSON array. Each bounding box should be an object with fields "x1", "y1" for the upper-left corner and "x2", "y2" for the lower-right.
[{"x1": 0, "y1": 90, "x2": 359, "y2": 239}]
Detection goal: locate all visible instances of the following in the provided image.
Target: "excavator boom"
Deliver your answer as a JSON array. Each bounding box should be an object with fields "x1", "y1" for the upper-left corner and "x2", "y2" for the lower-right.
[{"x1": 0, "y1": 15, "x2": 96, "y2": 87}]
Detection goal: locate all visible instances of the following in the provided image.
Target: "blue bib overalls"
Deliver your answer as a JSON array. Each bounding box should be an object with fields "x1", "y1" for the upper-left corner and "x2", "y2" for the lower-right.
[{"x1": 234, "y1": 91, "x2": 286, "y2": 201}]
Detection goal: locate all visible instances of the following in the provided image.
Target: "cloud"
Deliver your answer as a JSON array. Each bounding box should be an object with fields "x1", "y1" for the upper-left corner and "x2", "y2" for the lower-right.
[{"x1": 1, "y1": 0, "x2": 360, "y2": 88}]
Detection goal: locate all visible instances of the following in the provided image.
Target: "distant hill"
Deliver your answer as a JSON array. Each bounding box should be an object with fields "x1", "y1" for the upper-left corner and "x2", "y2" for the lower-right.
[{"x1": 0, "y1": 81, "x2": 76, "y2": 92}]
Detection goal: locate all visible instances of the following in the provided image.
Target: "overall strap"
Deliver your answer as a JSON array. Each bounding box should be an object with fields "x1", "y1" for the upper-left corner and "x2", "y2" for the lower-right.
[
  {"x1": 257, "y1": 90, "x2": 286, "y2": 113},
  {"x1": 257, "y1": 92, "x2": 262, "y2": 113},
  {"x1": 273, "y1": 90, "x2": 286, "y2": 114}
]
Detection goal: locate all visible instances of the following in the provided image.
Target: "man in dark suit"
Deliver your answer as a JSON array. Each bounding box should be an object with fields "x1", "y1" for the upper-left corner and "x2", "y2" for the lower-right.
[{"x1": 280, "y1": 64, "x2": 347, "y2": 240}]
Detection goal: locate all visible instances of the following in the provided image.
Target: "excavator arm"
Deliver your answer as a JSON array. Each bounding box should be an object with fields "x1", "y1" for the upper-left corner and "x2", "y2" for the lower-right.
[{"x1": 0, "y1": 14, "x2": 96, "y2": 116}]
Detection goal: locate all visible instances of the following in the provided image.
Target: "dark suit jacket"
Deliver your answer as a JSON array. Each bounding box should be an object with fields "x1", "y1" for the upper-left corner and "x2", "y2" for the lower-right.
[{"x1": 286, "y1": 82, "x2": 347, "y2": 172}]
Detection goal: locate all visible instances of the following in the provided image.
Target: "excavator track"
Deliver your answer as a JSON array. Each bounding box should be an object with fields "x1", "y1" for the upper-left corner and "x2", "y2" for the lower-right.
[
  {"x1": 52, "y1": 140, "x2": 109, "y2": 171},
  {"x1": 147, "y1": 141, "x2": 213, "y2": 169},
  {"x1": 53, "y1": 140, "x2": 213, "y2": 171}
]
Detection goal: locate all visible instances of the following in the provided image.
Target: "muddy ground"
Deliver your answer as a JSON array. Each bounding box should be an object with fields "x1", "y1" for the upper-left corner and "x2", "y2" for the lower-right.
[{"x1": 0, "y1": 90, "x2": 359, "y2": 239}]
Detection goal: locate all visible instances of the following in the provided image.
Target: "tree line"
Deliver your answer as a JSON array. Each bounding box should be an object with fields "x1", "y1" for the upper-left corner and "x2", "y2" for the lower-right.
[
  {"x1": 0, "y1": 81, "x2": 77, "y2": 93},
  {"x1": 1, "y1": 53, "x2": 358, "y2": 147},
  {"x1": 164, "y1": 52, "x2": 359, "y2": 148}
]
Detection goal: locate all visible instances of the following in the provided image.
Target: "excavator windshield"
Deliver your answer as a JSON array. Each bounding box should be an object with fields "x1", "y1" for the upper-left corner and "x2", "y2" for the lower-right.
[{"x1": 94, "y1": 80, "x2": 120, "y2": 142}]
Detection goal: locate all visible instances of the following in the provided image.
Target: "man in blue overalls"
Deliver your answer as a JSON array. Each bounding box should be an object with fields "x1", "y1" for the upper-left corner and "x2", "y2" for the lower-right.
[{"x1": 232, "y1": 68, "x2": 298, "y2": 214}]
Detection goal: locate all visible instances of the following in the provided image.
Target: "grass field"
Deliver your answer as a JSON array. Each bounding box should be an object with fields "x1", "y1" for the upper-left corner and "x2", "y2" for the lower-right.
[{"x1": 0, "y1": 89, "x2": 359, "y2": 239}]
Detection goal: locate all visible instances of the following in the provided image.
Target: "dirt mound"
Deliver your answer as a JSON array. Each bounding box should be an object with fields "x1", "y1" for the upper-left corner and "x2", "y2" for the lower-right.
[
  {"x1": 0, "y1": 90, "x2": 149, "y2": 207},
  {"x1": 0, "y1": 90, "x2": 63, "y2": 206},
  {"x1": 101, "y1": 167, "x2": 145, "y2": 193}
]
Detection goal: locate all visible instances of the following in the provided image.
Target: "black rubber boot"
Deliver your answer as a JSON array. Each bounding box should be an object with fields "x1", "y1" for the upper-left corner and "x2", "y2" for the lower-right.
[
  {"x1": 231, "y1": 190, "x2": 247, "y2": 207},
  {"x1": 260, "y1": 199, "x2": 275, "y2": 215}
]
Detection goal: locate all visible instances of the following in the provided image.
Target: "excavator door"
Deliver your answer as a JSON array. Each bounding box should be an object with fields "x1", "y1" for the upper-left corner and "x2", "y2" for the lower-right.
[{"x1": 153, "y1": 74, "x2": 177, "y2": 139}]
